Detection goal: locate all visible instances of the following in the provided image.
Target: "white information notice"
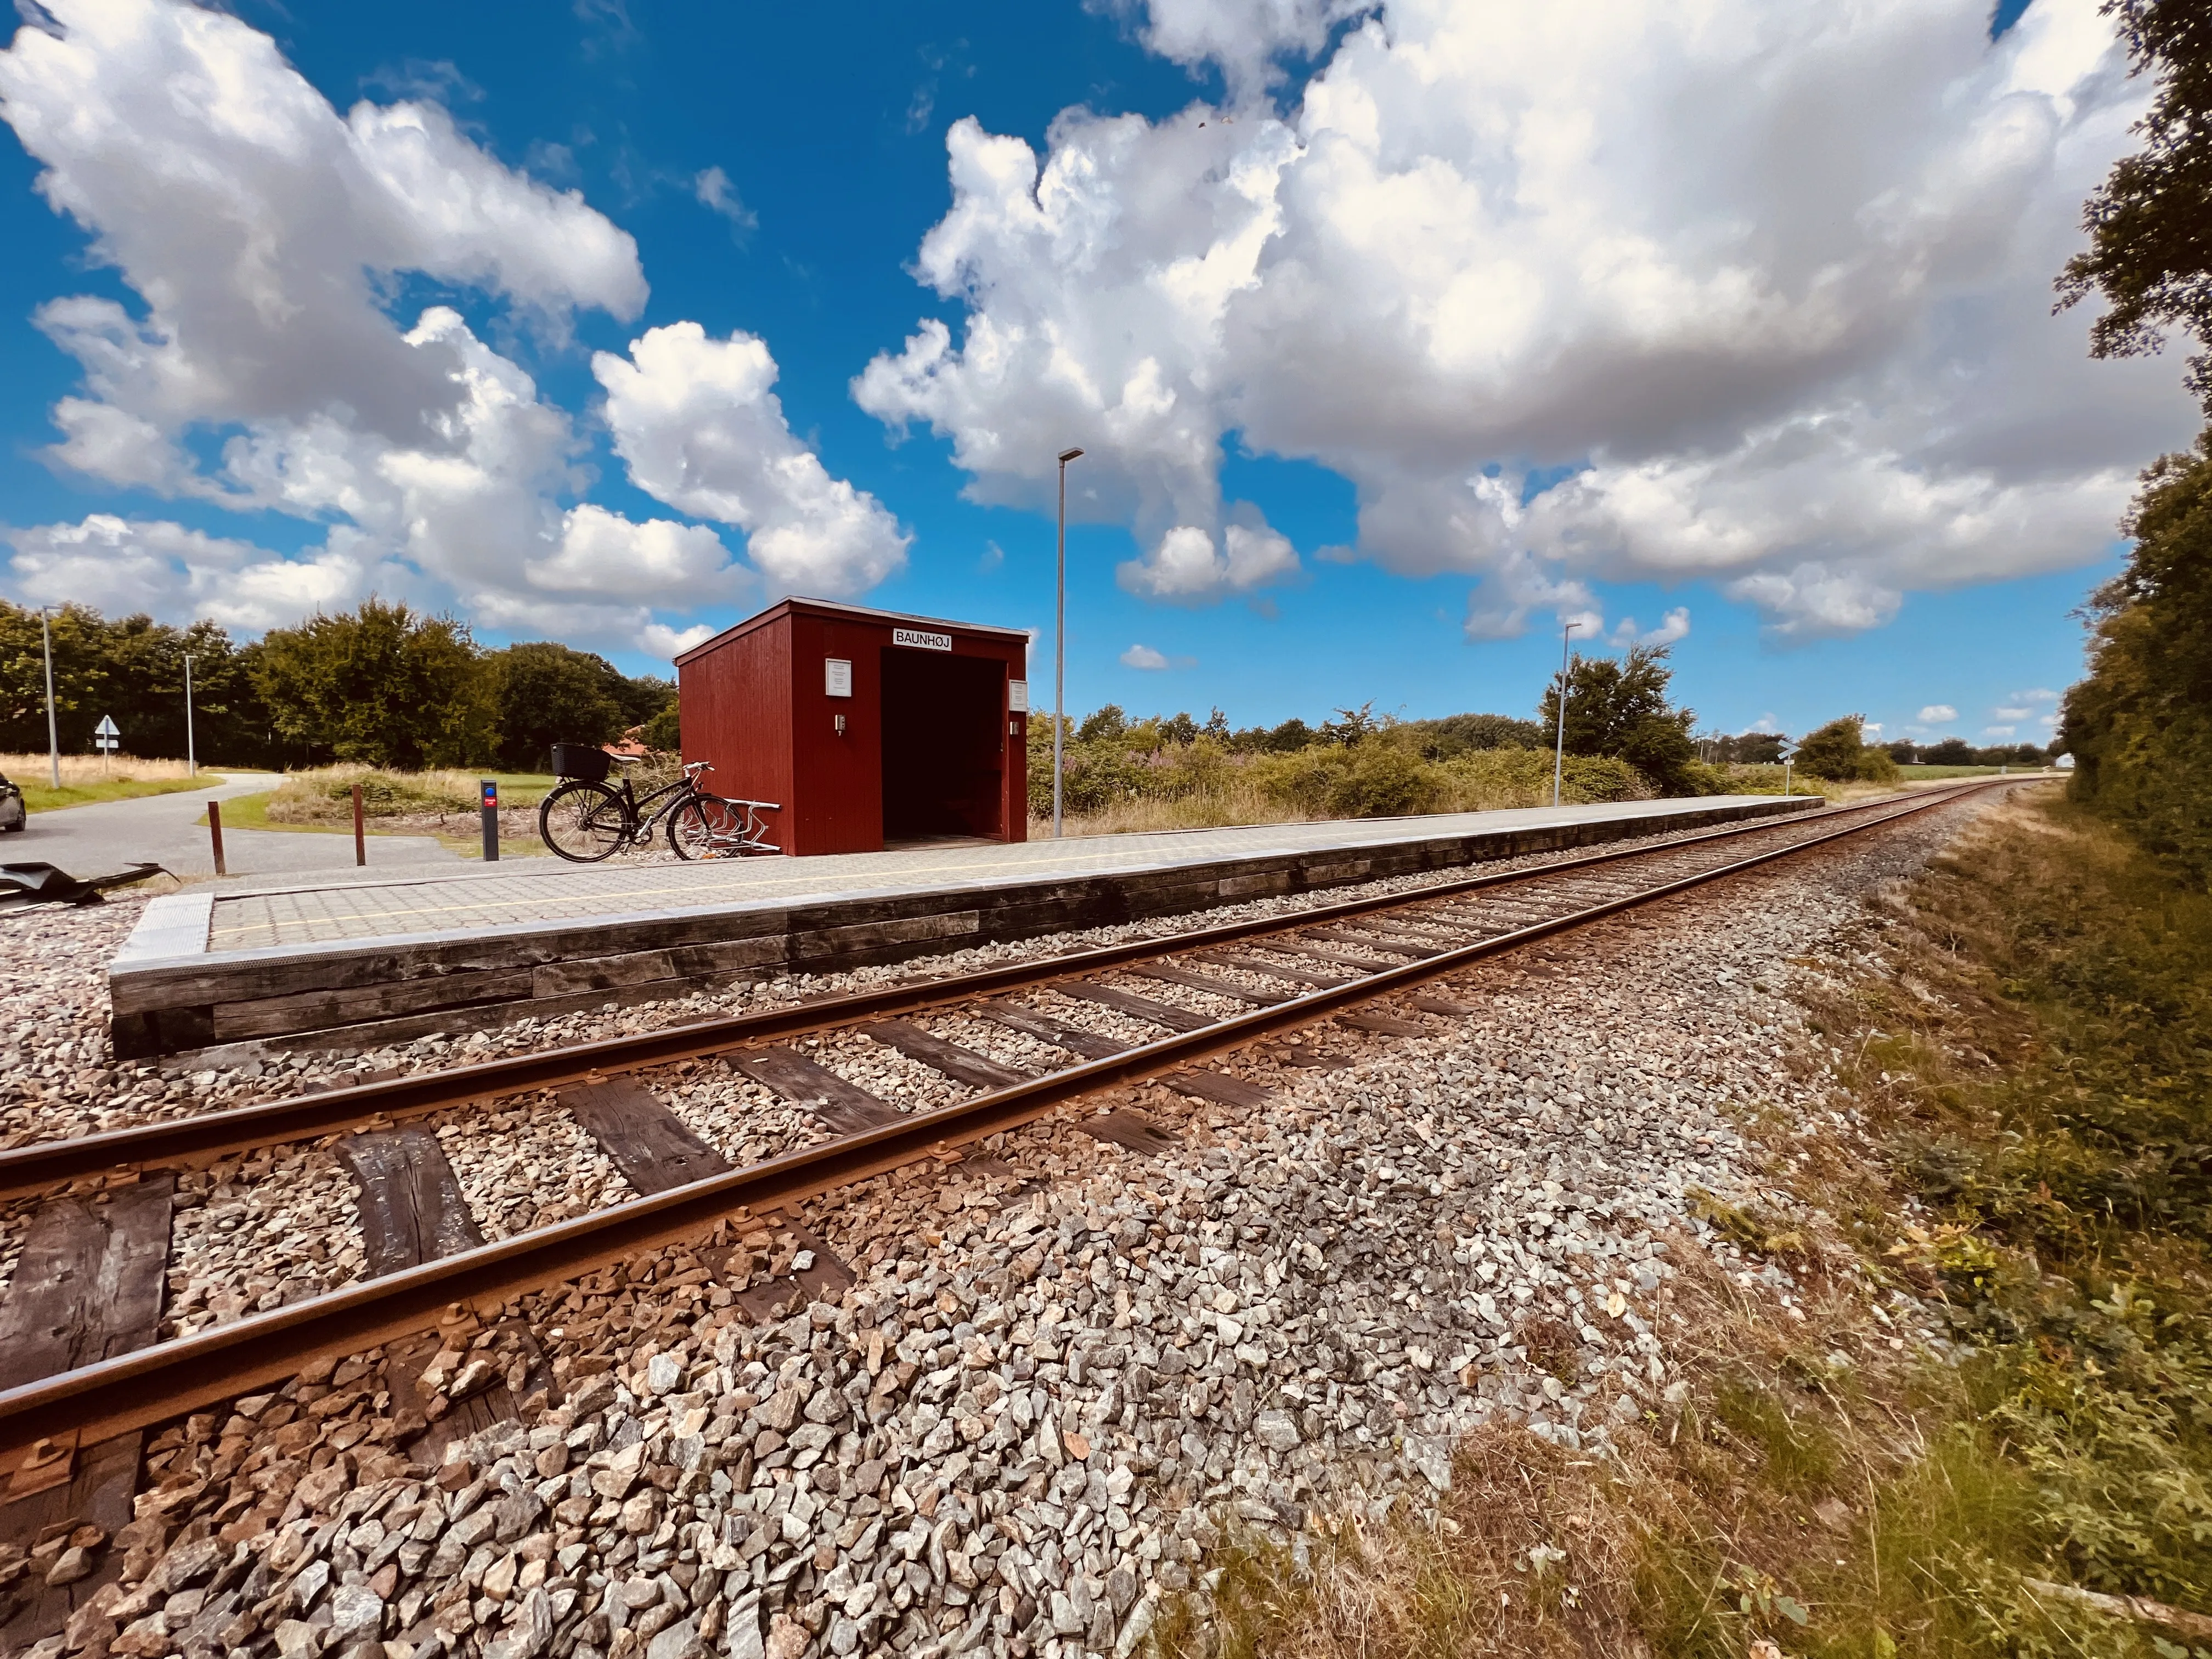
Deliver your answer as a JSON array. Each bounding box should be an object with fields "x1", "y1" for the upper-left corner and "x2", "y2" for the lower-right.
[
  {"x1": 891, "y1": 627, "x2": 952, "y2": 652},
  {"x1": 1008, "y1": 679, "x2": 1029, "y2": 713},
  {"x1": 825, "y1": 658, "x2": 853, "y2": 698}
]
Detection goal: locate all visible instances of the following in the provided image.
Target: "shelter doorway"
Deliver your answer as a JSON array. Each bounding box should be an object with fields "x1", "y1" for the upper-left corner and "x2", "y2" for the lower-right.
[{"x1": 879, "y1": 650, "x2": 1009, "y2": 844}]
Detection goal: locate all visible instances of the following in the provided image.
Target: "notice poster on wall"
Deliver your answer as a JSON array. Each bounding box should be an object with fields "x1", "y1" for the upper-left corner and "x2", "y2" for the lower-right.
[
  {"x1": 1008, "y1": 680, "x2": 1029, "y2": 712},
  {"x1": 825, "y1": 658, "x2": 853, "y2": 697}
]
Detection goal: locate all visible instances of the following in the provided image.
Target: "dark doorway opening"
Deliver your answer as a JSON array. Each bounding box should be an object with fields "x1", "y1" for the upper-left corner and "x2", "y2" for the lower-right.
[{"x1": 879, "y1": 650, "x2": 1007, "y2": 845}]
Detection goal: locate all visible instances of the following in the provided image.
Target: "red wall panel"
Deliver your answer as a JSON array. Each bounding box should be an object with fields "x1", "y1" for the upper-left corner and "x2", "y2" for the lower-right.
[
  {"x1": 675, "y1": 613, "x2": 792, "y2": 851},
  {"x1": 678, "y1": 599, "x2": 1030, "y2": 856}
]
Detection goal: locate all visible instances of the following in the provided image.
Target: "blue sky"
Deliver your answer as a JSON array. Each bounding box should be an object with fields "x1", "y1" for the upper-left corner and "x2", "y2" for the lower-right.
[{"x1": 0, "y1": 0, "x2": 2198, "y2": 749}]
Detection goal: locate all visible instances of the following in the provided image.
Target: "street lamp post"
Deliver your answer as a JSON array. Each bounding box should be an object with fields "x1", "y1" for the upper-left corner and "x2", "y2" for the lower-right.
[
  {"x1": 38, "y1": 605, "x2": 60, "y2": 791},
  {"x1": 184, "y1": 651, "x2": 196, "y2": 779},
  {"x1": 1550, "y1": 619, "x2": 1584, "y2": 808},
  {"x1": 1053, "y1": 446, "x2": 1084, "y2": 839}
]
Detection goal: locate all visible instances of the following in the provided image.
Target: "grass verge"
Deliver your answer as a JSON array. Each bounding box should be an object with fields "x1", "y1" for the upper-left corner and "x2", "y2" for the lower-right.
[
  {"x1": 1155, "y1": 792, "x2": 2211, "y2": 1658},
  {"x1": 201, "y1": 789, "x2": 549, "y2": 859},
  {"x1": 20, "y1": 775, "x2": 216, "y2": 812}
]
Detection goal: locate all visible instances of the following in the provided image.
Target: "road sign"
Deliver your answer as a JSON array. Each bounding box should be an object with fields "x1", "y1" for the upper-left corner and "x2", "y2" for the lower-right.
[{"x1": 94, "y1": 715, "x2": 119, "y2": 737}]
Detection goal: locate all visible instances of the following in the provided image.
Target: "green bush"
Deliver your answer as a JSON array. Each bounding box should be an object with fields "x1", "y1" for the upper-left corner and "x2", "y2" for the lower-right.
[
  {"x1": 1856, "y1": 744, "x2": 1900, "y2": 783},
  {"x1": 1329, "y1": 743, "x2": 1443, "y2": 817},
  {"x1": 319, "y1": 771, "x2": 473, "y2": 816},
  {"x1": 1796, "y1": 714, "x2": 1897, "y2": 783},
  {"x1": 2064, "y1": 431, "x2": 2212, "y2": 883},
  {"x1": 1248, "y1": 748, "x2": 1348, "y2": 815}
]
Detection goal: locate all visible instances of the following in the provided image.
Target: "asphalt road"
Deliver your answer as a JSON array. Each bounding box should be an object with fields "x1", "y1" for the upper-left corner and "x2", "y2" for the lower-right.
[{"x1": 3, "y1": 772, "x2": 465, "y2": 882}]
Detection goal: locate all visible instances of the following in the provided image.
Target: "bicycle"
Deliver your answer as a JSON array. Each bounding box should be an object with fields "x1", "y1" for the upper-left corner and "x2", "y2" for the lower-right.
[{"x1": 539, "y1": 746, "x2": 780, "y2": 863}]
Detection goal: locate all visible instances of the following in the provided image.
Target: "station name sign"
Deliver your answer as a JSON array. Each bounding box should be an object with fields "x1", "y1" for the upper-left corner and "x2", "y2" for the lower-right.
[{"x1": 891, "y1": 627, "x2": 952, "y2": 652}]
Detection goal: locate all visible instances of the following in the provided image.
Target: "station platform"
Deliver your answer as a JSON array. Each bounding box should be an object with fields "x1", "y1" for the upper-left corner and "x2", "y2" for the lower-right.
[{"x1": 108, "y1": 794, "x2": 1818, "y2": 1058}]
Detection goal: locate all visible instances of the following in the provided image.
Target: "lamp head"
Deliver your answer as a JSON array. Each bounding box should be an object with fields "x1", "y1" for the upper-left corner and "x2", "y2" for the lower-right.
[{"x1": 1058, "y1": 447, "x2": 1085, "y2": 463}]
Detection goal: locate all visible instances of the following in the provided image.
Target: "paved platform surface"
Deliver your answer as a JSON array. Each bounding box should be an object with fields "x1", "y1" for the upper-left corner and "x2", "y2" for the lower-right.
[
  {"x1": 200, "y1": 797, "x2": 1788, "y2": 953},
  {"x1": 109, "y1": 794, "x2": 1818, "y2": 1057}
]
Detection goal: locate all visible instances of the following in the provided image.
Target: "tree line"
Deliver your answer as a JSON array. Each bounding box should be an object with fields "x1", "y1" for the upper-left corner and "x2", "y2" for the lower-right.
[
  {"x1": 6, "y1": 589, "x2": 2056, "y2": 794},
  {"x1": 1029, "y1": 644, "x2": 1995, "y2": 817},
  {"x1": 2050, "y1": 0, "x2": 2212, "y2": 882},
  {"x1": 0, "y1": 598, "x2": 676, "y2": 772}
]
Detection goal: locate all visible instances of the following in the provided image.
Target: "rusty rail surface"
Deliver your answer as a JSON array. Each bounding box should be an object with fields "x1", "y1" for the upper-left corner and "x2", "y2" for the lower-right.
[
  {"x1": 8, "y1": 790, "x2": 1894, "y2": 1199},
  {"x1": 0, "y1": 776, "x2": 2041, "y2": 1467}
]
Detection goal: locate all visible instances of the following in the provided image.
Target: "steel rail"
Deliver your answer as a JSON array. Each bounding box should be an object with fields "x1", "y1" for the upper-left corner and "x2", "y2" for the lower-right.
[
  {"x1": 4, "y1": 793, "x2": 1882, "y2": 1199},
  {"x1": 0, "y1": 776, "x2": 2034, "y2": 1466}
]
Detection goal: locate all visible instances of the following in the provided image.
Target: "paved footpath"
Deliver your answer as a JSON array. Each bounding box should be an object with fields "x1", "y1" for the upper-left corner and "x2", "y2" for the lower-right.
[{"x1": 5, "y1": 772, "x2": 463, "y2": 882}]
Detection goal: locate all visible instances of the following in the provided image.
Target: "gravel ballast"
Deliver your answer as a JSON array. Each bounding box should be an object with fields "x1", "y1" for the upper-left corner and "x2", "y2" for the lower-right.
[{"x1": 0, "y1": 794, "x2": 2002, "y2": 1659}]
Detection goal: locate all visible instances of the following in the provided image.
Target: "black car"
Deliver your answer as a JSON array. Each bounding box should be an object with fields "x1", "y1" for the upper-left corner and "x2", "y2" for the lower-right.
[{"x1": 0, "y1": 775, "x2": 24, "y2": 833}]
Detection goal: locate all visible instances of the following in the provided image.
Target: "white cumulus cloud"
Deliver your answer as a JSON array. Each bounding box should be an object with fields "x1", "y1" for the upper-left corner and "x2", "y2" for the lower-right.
[
  {"x1": 4, "y1": 514, "x2": 372, "y2": 632},
  {"x1": 595, "y1": 322, "x2": 910, "y2": 599},
  {"x1": 0, "y1": 0, "x2": 881, "y2": 657},
  {"x1": 1919, "y1": 703, "x2": 1960, "y2": 722},
  {"x1": 860, "y1": 0, "x2": 2197, "y2": 637},
  {"x1": 1120, "y1": 642, "x2": 1197, "y2": 669},
  {"x1": 528, "y1": 504, "x2": 743, "y2": 601},
  {"x1": 1609, "y1": 606, "x2": 1691, "y2": 647},
  {"x1": 1118, "y1": 520, "x2": 1297, "y2": 601},
  {"x1": 1098, "y1": 0, "x2": 1376, "y2": 101}
]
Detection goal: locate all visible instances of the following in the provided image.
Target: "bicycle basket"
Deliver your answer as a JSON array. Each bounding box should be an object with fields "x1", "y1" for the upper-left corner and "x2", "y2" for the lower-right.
[{"x1": 549, "y1": 743, "x2": 613, "y2": 782}]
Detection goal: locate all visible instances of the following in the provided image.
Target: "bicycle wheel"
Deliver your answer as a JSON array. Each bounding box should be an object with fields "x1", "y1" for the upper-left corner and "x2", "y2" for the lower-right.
[
  {"x1": 539, "y1": 781, "x2": 630, "y2": 862},
  {"x1": 667, "y1": 794, "x2": 748, "y2": 861}
]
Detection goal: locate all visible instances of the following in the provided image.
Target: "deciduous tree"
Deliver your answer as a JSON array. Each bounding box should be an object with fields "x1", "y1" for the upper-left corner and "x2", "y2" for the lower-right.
[
  {"x1": 250, "y1": 598, "x2": 492, "y2": 769},
  {"x1": 2055, "y1": 0, "x2": 2212, "y2": 408},
  {"x1": 2062, "y1": 433, "x2": 2212, "y2": 874},
  {"x1": 488, "y1": 642, "x2": 630, "y2": 771},
  {"x1": 1793, "y1": 715, "x2": 1899, "y2": 783},
  {"x1": 1537, "y1": 644, "x2": 1700, "y2": 793}
]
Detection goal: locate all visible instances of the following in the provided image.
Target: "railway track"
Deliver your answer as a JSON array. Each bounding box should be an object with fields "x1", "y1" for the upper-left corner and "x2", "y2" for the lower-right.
[{"x1": 0, "y1": 777, "x2": 2032, "y2": 1478}]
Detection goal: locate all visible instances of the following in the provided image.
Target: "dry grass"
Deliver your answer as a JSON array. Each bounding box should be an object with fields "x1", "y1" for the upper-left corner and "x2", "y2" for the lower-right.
[
  {"x1": 1031, "y1": 779, "x2": 1322, "y2": 838},
  {"x1": 1153, "y1": 792, "x2": 2179, "y2": 1659},
  {"x1": 1157, "y1": 1222, "x2": 1966, "y2": 1659},
  {"x1": 263, "y1": 763, "x2": 562, "y2": 827},
  {"x1": 0, "y1": 750, "x2": 199, "y2": 784},
  {"x1": 1160, "y1": 1225, "x2": 2095, "y2": 1659}
]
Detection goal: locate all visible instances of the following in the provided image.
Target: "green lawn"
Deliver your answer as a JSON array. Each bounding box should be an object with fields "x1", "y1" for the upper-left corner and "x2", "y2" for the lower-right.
[
  {"x1": 201, "y1": 791, "x2": 328, "y2": 833},
  {"x1": 21, "y1": 775, "x2": 216, "y2": 813}
]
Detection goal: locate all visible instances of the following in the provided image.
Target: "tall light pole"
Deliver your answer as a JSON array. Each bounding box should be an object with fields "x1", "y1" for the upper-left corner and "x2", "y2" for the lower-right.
[
  {"x1": 184, "y1": 650, "x2": 197, "y2": 779},
  {"x1": 38, "y1": 605, "x2": 60, "y2": 790},
  {"x1": 1550, "y1": 619, "x2": 1584, "y2": 808},
  {"x1": 1053, "y1": 446, "x2": 1084, "y2": 838}
]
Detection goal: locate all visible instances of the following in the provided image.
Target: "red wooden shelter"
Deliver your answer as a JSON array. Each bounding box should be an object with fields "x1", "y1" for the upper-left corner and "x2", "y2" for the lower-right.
[{"x1": 674, "y1": 598, "x2": 1031, "y2": 856}]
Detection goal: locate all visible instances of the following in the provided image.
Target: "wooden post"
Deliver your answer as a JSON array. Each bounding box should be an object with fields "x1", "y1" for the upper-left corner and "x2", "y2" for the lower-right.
[
  {"x1": 352, "y1": 783, "x2": 366, "y2": 867},
  {"x1": 207, "y1": 800, "x2": 226, "y2": 877}
]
